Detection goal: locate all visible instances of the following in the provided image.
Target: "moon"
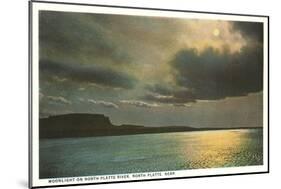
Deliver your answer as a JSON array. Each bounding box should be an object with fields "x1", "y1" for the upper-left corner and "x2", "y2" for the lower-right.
[{"x1": 213, "y1": 28, "x2": 220, "y2": 37}]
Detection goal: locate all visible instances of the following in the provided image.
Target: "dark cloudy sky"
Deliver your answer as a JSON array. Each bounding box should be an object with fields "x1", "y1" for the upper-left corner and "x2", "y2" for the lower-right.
[{"x1": 39, "y1": 10, "x2": 264, "y2": 128}]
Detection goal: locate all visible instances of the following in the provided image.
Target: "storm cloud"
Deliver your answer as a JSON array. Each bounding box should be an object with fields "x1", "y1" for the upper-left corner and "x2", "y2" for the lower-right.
[
  {"x1": 145, "y1": 44, "x2": 263, "y2": 104},
  {"x1": 232, "y1": 21, "x2": 263, "y2": 43},
  {"x1": 39, "y1": 11, "x2": 132, "y2": 65},
  {"x1": 173, "y1": 45, "x2": 263, "y2": 99},
  {"x1": 40, "y1": 59, "x2": 137, "y2": 89}
]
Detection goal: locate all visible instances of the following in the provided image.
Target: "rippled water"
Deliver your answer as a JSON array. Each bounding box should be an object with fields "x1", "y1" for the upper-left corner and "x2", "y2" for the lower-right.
[{"x1": 40, "y1": 129, "x2": 263, "y2": 178}]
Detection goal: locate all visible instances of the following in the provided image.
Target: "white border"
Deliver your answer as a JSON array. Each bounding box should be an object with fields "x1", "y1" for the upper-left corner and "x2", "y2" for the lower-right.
[{"x1": 30, "y1": 1, "x2": 269, "y2": 187}]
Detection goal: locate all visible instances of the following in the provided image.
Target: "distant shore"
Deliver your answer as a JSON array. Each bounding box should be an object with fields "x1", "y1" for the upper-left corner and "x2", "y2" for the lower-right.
[{"x1": 39, "y1": 113, "x2": 262, "y2": 139}]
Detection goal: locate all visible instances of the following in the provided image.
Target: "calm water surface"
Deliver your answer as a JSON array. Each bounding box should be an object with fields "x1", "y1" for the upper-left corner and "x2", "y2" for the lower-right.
[{"x1": 40, "y1": 129, "x2": 263, "y2": 178}]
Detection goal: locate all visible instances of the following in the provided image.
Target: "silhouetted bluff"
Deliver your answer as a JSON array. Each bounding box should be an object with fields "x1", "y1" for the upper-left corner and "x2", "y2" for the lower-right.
[{"x1": 39, "y1": 113, "x2": 262, "y2": 139}]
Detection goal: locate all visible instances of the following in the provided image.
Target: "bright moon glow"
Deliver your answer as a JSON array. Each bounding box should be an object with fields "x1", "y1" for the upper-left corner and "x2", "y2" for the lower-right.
[{"x1": 213, "y1": 28, "x2": 220, "y2": 37}]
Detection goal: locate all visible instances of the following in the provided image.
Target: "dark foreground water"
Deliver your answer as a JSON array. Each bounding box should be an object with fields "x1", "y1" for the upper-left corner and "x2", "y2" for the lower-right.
[{"x1": 39, "y1": 129, "x2": 263, "y2": 178}]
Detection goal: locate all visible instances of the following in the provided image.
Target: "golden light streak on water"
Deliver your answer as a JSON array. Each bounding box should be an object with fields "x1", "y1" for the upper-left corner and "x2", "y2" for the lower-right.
[{"x1": 184, "y1": 130, "x2": 248, "y2": 168}]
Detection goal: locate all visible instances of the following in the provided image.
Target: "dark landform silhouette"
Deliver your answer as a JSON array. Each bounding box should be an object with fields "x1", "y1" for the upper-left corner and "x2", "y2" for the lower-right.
[{"x1": 39, "y1": 113, "x2": 262, "y2": 139}]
